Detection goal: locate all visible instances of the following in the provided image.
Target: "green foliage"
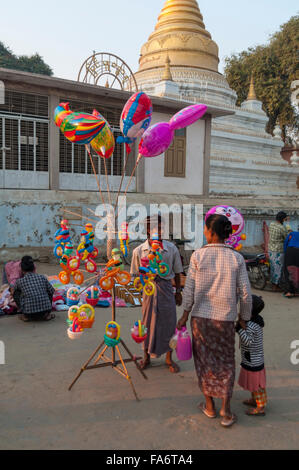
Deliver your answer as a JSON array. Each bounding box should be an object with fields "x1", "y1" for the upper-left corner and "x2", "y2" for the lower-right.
[
  {"x1": 224, "y1": 15, "x2": 299, "y2": 140},
  {"x1": 0, "y1": 41, "x2": 53, "y2": 76}
]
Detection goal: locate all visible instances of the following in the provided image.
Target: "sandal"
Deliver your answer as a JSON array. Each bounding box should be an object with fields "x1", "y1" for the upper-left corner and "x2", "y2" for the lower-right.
[
  {"x1": 246, "y1": 408, "x2": 265, "y2": 416},
  {"x1": 18, "y1": 314, "x2": 30, "y2": 322},
  {"x1": 198, "y1": 402, "x2": 217, "y2": 419},
  {"x1": 166, "y1": 361, "x2": 180, "y2": 374},
  {"x1": 44, "y1": 313, "x2": 56, "y2": 322},
  {"x1": 283, "y1": 293, "x2": 295, "y2": 299},
  {"x1": 220, "y1": 414, "x2": 237, "y2": 428}
]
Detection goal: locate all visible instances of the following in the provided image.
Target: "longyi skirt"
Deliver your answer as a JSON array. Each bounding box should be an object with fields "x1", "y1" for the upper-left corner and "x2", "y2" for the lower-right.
[{"x1": 191, "y1": 317, "x2": 236, "y2": 399}]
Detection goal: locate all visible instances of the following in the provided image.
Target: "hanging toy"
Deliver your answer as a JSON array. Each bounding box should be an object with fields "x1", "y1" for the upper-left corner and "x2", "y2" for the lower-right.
[
  {"x1": 99, "y1": 251, "x2": 131, "y2": 291},
  {"x1": 133, "y1": 264, "x2": 156, "y2": 297},
  {"x1": 148, "y1": 239, "x2": 170, "y2": 277},
  {"x1": 67, "y1": 305, "x2": 80, "y2": 326},
  {"x1": 119, "y1": 222, "x2": 129, "y2": 257},
  {"x1": 131, "y1": 320, "x2": 148, "y2": 344},
  {"x1": 86, "y1": 286, "x2": 100, "y2": 307},
  {"x1": 104, "y1": 321, "x2": 121, "y2": 347},
  {"x1": 67, "y1": 317, "x2": 84, "y2": 340}
]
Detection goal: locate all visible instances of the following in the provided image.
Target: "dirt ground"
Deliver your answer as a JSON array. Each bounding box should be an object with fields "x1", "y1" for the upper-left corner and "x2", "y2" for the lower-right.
[{"x1": 0, "y1": 263, "x2": 298, "y2": 450}]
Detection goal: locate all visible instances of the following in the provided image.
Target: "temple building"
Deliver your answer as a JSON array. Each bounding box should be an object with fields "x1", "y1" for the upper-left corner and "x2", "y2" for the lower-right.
[{"x1": 135, "y1": 0, "x2": 299, "y2": 197}]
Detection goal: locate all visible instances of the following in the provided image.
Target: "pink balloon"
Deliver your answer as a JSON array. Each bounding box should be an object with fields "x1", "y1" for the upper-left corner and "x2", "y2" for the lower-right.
[
  {"x1": 169, "y1": 104, "x2": 208, "y2": 131},
  {"x1": 139, "y1": 122, "x2": 174, "y2": 158}
]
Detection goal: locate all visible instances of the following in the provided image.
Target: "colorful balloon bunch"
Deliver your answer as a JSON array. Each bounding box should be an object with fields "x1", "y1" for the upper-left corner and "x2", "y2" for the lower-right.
[
  {"x1": 205, "y1": 205, "x2": 247, "y2": 251},
  {"x1": 139, "y1": 104, "x2": 207, "y2": 158},
  {"x1": 54, "y1": 103, "x2": 115, "y2": 159}
]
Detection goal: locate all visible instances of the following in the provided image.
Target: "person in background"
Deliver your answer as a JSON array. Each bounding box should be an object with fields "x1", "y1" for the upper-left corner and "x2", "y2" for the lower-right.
[
  {"x1": 177, "y1": 214, "x2": 252, "y2": 428},
  {"x1": 280, "y1": 228, "x2": 299, "y2": 298},
  {"x1": 130, "y1": 215, "x2": 183, "y2": 373},
  {"x1": 236, "y1": 295, "x2": 267, "y2": 416},
  {"x1": 268, "y1": 212, "x2": 289, "y2": 291},
  {"x1": 13, "y1": 256, "x2": 55, "y2": 322}
]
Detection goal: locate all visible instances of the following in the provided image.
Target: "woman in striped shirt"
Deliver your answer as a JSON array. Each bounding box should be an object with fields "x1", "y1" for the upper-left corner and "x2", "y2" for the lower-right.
[{"x1": 236, "y1": 295, "x2": 267, "y2": 416}]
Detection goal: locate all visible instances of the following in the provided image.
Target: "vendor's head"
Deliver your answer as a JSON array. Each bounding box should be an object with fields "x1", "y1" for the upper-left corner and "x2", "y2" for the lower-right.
[
  {"x1": 204, "y1": 214, "x2": 233, "y2": 244},
  {"x1": 21, "y1": 256, "x2": 35, "y2": 273},
  {"x1": 146, "y1": 214, "x2": 162, "y2": 242},
  {"x1": 276, "y1": 211, "x2": 288, "y2": 225}
]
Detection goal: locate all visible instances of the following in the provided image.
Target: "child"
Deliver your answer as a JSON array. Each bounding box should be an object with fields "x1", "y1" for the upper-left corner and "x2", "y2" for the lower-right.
[
  {"x1": 236, "y1": 295, "x2": 267, "y2": 416},
  {"x1": 13, "y1": 256, "x2": 55, "y2": 322}
]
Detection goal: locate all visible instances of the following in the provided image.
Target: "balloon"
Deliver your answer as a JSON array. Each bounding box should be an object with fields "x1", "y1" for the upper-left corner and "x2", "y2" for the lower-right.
[
  {"x1": 205, "y1": 205, "x2": 246, "y2": 250},
  {"x1": 169, "y1": 104, "x2": 208, "y2": 131},
  {"x1": 117, "y1": 92, "x2": 153, "y2": 153},
  {"x1": 139, "y1": 122, "x2": 174, "y2": 158},
  {"x1": 54, "y1": 103, "x2": 106, "y2": 145},
  {"x1": 90, "y1": 110, "x2": 115, "y2": 159}
]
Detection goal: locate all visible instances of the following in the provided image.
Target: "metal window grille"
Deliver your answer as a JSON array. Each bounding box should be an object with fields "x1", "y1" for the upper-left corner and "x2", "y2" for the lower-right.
[{"x1": 0, "y1": 89, "x2": 49, "y2": 117}]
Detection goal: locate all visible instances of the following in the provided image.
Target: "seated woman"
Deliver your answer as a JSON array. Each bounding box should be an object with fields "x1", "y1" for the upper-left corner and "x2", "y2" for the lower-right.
[{"x1": 13, "y1": 256, "x2": 55, "y2": 322}]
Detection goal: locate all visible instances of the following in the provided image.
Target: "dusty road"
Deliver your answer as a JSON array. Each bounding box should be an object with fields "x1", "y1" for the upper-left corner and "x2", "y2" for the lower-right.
[{"x1": 0, "y1": 263, "x2": 298, "y2": 450}]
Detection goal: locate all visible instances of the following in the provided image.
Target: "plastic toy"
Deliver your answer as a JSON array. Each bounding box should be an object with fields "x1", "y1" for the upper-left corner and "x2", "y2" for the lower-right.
[
  {"x1": 131, "y1": 320, "x2": 148, "y2": 344},
  {"x1": 58, "y1": 247, "x2": 84, "y2": 286},
  {"x1": 99, "y1": 256, "x2": 131, "y2": 291},
  {"x1": 133, "y1": 266, "x2": 156, "y2": 296},
  {"x1": 104, "y1": 321, "x2": 121, "y2": 347},
  {"x1": 77, "y1": 304, "x2": 95, "y2": 329},
  {"x1": 67, "y1": 226, "x2": 99, "y2": 276},
  {"x1": 66, "y1": 287, "x2": 80, "y2": 306},
  {"x1": 139, "y1": 104, "x2": 207, "y2": 158},
  {"x1": 55, "y1": 102, "x2": 106, "y2": 145},
  {"x1": 148, "y1": 240, "x2": 170, "y2": 277},
  {"x1": 175, "y1": 327, "x2": 192, "y2": 361},
  {"x1": 205, "y1": 205, "x2": 247, "y2": 251},
  {"x1": 117, "y1": 92, "x2": 153, "y2": 153},
  {"x1": 67, "y1": 318, "x2": 84, "y2": 340},
  {"x1": 54, "y1": 220, "x2": 71, "y2": 259},
  {"x1": 68, "y1": 305, "x2": 80, "y2": 324},
  {"x1": 119, "y1": 222, "x2": 129, "y2": 257},
  {"x1": 86, "y1": 286, "x2": 100, "y2": 307},
  {"x1": 90, "y1": 110, "x2": 115, "y2": 159}
]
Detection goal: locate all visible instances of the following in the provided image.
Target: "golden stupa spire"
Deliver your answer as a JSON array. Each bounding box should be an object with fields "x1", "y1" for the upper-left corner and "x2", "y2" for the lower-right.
[
  {"x1": 247, "y1": 74, "x2": 257, "y2": 100},
  {"x1": 162, "y1": 54, "x2": 173, "y2": 81},
  {"x1": 105, "y1": 79, "x2": 109, "y2": 88},
  {"x1": 137, "y1": 0, "x2": 219, "y2": 75}
]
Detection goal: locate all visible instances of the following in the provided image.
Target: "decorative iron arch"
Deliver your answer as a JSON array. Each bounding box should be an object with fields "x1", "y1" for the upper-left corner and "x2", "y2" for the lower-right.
[{"x1": 78, "y1": 52, "x2": 138, "y2": 92}]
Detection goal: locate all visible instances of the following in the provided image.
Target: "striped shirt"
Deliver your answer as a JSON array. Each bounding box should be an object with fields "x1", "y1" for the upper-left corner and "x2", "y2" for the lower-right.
[
  {"x1": 182, "y1": 244, "x2": 252, "y2": 322},
  {"x1": 237, "y1": 321, "x2": 265, "y2": 371}
]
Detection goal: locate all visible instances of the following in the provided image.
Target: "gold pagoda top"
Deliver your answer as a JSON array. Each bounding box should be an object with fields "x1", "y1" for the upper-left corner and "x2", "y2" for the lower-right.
[{"x1": 138, "y1": 0, "x2": 219, "y2": 75}]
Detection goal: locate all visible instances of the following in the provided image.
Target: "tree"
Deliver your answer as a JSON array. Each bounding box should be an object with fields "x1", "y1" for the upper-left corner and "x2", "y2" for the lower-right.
[
  {"x1": 0, "y1": 41, "x2": 53, "y2": 76},
  {"x1": 224, "y1": 15, "x2": 299, "y2": 141}
]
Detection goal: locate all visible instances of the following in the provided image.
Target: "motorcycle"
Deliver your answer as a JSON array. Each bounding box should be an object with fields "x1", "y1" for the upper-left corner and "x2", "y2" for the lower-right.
[{"x1": 242, "y1": 253, "x2": 270, "y2": 290}]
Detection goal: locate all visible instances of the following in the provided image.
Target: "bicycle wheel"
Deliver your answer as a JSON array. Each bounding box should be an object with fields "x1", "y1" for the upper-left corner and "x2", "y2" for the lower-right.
[
  {"x1": 144, "y1": 282, "x2": 155, "y2": 296},
  {"x1": 72, "y1": 271, "x2": 84, "y2": 286},
  {"x1": 59, "y1": 271, "x2": 70, "y2": 285},
  {"x1": 91, "y1": 247, "x2": 99, "y2": 259},
  {"x1": 100, "y1": 276, "x2": 114, "y2": 291},
  {"x1": 134, "y1": 278, "x2": 143, "y2": 292},
  {"x1": 85, "y1": 259, "x2": 97, "y2": 273},
  {"x1": 248, "y1": 266, "x2": 266, "y2": 290},
  {"x1": 116, "y1": 271, "x2": 131, "y2": 286},
  {"x1": 67, "y1": 256, "x2": 81, "y2": 272},
  {"x1": 158, "y1": 262, "x2": 170, "y2": 277}
]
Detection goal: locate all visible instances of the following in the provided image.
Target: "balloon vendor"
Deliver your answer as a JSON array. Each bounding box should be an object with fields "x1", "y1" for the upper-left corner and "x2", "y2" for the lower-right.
[{"x1": 130, "y1": 215, "x2": 184, "y2": 373}]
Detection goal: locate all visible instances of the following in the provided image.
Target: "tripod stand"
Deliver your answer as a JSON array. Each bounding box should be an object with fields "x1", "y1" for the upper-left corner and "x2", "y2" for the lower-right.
[{"x1": 68, "y1": 287, "x2": 147, "y2": 401}]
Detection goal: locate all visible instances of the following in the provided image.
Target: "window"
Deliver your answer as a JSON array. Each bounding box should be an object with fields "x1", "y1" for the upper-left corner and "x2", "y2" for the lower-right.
[{"x1": 164, "y1": 128, "x2": 186, "y2": 178}]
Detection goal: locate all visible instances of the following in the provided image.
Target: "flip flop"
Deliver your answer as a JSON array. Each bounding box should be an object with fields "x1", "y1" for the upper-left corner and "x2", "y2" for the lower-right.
[
  {"x1": 166, "y1": 362, "x2": 180, "y2": 374},
  {"x1": 139, "y1": 359, "x2": 151, "y2": 370},
  {"x1": 198, "y1": 402, "x2": 217, "y2": 419},
  {"x1": 246, "y1": 408, "x2": 265, "y2": 416},
  {"x1": 283, "y1": 294, "x2": 295, "y2": 299},
  {"x1": 44, "y1": 313, "x2": 56, "y2": 322},
  {"x1": 220, "y1": 414, "x2": 237, "y2": 428}
]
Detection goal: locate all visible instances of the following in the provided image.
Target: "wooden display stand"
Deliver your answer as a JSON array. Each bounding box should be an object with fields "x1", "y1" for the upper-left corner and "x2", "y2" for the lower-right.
[{"x1": 68, "y1": 287, "x2": 147, "y2": 401}]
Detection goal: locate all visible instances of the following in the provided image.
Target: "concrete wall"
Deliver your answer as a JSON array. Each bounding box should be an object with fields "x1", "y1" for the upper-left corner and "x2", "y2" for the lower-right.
[{"x1": 144, "y1": 112, "x2": 205, "y2": 196}]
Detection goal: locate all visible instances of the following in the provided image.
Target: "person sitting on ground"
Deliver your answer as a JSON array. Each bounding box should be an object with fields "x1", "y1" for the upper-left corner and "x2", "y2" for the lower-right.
[
  {"x1": 12, "y1": 256, "x2": 55, "y2": 322},
  {"x1": 236, "y1": 295, "x2": 267, "y2": 416}
]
